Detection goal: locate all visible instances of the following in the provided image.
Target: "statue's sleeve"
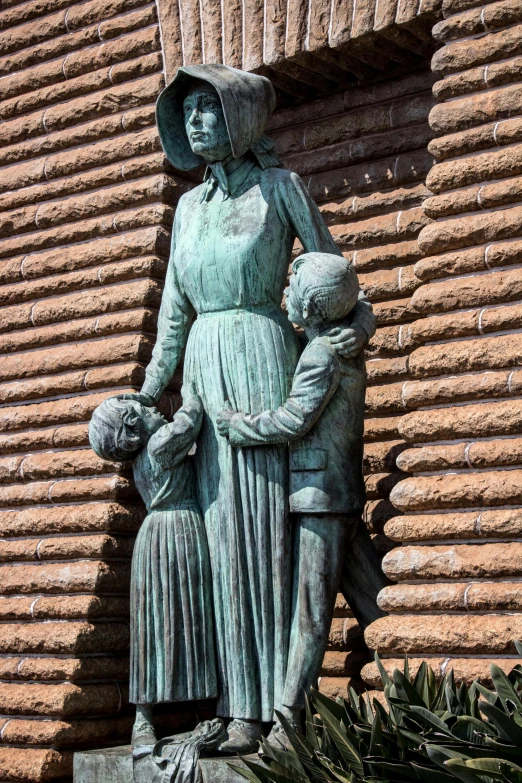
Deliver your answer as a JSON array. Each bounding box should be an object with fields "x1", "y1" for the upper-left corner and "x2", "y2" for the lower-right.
[
  {"x1": 278, "y1": 171, "x2": 377, "y2": 341},
  {"x1": 148, "y1": 393, "x2": 203, "y2": 468},
  {"x1": 228, "y1": 341, "x2": 340, "y2": 448},
  {"x1": 142, "y1": 208, "x2": 195, "y2": 402}
]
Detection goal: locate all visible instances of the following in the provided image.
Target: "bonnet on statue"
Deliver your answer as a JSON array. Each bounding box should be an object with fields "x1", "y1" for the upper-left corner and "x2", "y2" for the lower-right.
[{"x1": 155, "y1": 63, "x2": 281, "y2": 175}]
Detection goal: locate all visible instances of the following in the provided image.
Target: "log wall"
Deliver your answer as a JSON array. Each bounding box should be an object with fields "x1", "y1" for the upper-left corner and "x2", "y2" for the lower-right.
[
  {"x1": 0, "y1": 0, "x2": 490, "y2": 773},
  {"x1": 266, "y1": 70, "x2": 436, "y2": 696},
  {"x1": 0, "y1": 1, "x2": 193, "y2": 779},
  {"x1": 0, "y1": 4, "x2": 436, "y2": 768},
  {"x1": 363, "y1": 0, "x2": 522, "y2": 688}
]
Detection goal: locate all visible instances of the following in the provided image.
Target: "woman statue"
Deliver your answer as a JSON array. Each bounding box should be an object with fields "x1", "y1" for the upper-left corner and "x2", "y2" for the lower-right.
[{"x1": 128, "y1": 64, "x2": 376, "y2": 754}]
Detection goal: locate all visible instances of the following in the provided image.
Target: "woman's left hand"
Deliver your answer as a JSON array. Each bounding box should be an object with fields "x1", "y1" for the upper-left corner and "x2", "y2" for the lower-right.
[{"x1": 326, "y1": 324, "x2": 367, "y2": 358}]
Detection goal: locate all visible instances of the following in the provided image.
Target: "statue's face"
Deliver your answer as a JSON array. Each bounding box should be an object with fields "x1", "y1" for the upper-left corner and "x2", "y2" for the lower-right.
[{"x1": 183, "y1": 85, "x2": 232, "y2": 163}]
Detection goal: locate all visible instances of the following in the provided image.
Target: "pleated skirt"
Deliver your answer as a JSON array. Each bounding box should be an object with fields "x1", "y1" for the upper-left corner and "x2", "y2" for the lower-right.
[
  {"x1": 129, "y1": 507, "x2": 217, "y2": 705},
  {"x1": 184, "y1": 306, "x2": 300, "y2": 722}
]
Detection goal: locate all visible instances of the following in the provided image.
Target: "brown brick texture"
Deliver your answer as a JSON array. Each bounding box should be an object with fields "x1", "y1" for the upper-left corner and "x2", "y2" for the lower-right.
[
  {"x1": 363, "y1": 0, "x2": 522, "y2": 689},
  {"x1": 0, "y1": 0, "x2": 437, "y2": 778},
  {"x1": 155, "y1": 0, "x2": 441, "y2": 92},
  {"x1": 0, "y1": 0, "x2": 194, "y2": 779},
  {"x1": 267, "y1": 69, "x2": 436, "y2": 698}
]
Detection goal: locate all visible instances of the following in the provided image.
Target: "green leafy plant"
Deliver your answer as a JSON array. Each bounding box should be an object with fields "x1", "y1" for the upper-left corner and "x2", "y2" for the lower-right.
[{"x1": 234, "y1": 645, "x2": 522, "y2": 783}]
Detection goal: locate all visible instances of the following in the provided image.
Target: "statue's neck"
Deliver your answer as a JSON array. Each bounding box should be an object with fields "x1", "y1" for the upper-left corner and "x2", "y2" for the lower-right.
[{"x1": 221, "y1": 154, "x2": 248, "y2": 175}]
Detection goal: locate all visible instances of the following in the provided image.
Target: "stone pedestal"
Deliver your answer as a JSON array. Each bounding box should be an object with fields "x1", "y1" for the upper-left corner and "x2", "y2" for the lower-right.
[{"x1": 73, "y1": 745, "x2": 253, "y2": 783}]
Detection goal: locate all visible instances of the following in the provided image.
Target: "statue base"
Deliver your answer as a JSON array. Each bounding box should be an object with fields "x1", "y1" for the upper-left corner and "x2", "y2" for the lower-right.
[{"x1": 73, "y1": 745, "x2": 254, "y2": 782}]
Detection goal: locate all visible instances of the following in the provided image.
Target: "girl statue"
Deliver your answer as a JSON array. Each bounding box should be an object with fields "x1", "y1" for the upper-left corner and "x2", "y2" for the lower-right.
[
  {"x1": 125, "y1": 64, "x2": 376, "y2": 754},
  {"x1": 89, "y1": 391, "x2": 218, "y2": 749}
]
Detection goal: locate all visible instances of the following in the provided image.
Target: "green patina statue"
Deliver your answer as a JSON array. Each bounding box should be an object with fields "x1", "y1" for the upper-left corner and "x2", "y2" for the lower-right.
[
  {"x1": 89, "y1": 63, "x2": 387, "y2": 771},
  {"x1": 89, "y1": 389, "x2": 219, "y2": 747},
  {"x1": 216, "y1": 252, "x2": 385, "y2": 739}
]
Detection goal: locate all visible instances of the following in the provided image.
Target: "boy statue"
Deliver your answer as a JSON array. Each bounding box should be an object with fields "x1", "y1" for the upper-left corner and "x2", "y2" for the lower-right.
[{"x1": 217, "y1": 252, "x2": 386, "y2": 741}]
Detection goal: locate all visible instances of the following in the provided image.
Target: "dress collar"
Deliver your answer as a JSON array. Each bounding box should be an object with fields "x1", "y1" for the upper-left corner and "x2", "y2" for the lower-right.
[{"x1": 202, "y1": 156, "x2": 256, "y2": 202}]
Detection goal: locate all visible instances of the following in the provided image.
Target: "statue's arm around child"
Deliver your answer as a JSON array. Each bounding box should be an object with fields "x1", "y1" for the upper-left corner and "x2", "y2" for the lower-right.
[
  {"x1": 217, "y1": 340, "x2": 340, "y2": 448},
  {"x1": 148, "y1": 382, "x2": 203, "y2": 468}
]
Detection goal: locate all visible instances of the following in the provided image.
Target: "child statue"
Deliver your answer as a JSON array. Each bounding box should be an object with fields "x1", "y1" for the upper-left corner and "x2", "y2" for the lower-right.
[
  {"x1": 89, "y1": 386, "x2": 217, "y2": 750},
  {"x1": 217, "y1": 252, "x2": 379, "y2": 742}
]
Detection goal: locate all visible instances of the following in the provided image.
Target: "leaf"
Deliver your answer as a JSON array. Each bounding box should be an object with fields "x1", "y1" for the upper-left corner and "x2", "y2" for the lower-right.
[
  {"x1": 237, "y1": 758, "x2": 307, "y2": 783},
  {"x1": 490, "y1": 665, "x2": 522, "y2": 713},
  {"x1": 364, "y1": 758, "x2": 418, "y2": 780},
  {"x1": 399, "y1": 727, "x2": 425, "y2": 747},
  {"x1": 464, "y1": 758, "x2": 505, "y2": 777},
  {"x1": 404, "y1": 655, "x2": 411, "y2": 683},
  {"x1": 515, "y1": 641, "x2": 522, "y2": 657},
  {"x1": 312, "y1": 690, "x2": 349, "y2": 724},
  {"x1": 409, "y1": 706, "x2": 454, "y2": 736},
  {"x1": 343, "y1": 701, "x2": 362, "y2": 728},
  {"x1": 433, "y1": 672, "x2": 451, "y2": 713},
  {"x1": 444, "y1": 759, "x2": 495, "y2": 783},
  {"x1": 305, "y1": 693, "x2": 320, "y2": 751},
  {"x1": 273, "y1": 711, "x2": 331, "y2": 783},
  {"x1": 312, "y1": 700, "x2": 364, "y2": 777},
  {"x1": 393, "y1": 670, "x2": 426, "y2": 709},
  {"x1": 451, "y1": 716, "x2": 496, "y2": 744},
  {"x1": 348, "y1": 687, "x2": 360, "y2": 712},
  {"x1": 375, "y1": 653, "x2": 393, "y2": 689},
  {"x1": 446, "y1": 684, "x2": 464, "y2": 717},
  {"x1": 370, "y1": 713, "x2": 383, "y2": 756},
  {"x1": 261, "y1": 739, "x2": 306, "y2": 776},
  {"x1": 481, "y1": 736, "x2": 522, "y2": 760},
  {"x1": 427, "y1": 667, "x2": 438, "y2": 709},
  {"x1": 372, "y1": 699, "x2": 390, "y2": 730},
  {"x1": 475, "y1": 684, "x2": 498, "y2": 706},
  {"x1": 426, "y1": 744, "x2": 473, "y2": 769},
  {"x1": 411, "y1": 762, "x2": 456, "y2": 783},
  {"x1": 358, "y1": 693, "x2": 370, "y2": 724},
  {"x1": 231, "y1": 763, "x2": 273, "y2": 783},
  {"x1": 479, "y1": 702, "x2": 522, "y2": 745},
  {"x1": 500, "y1": 762, "x2": 522, "y2": 783},
  {"x1": 414, "y1": 663, "x2": 430, "y2": 708},
  {"x1": 317, "y1": 753, "x2": 354, "y2": 782},
  {"x1": 458, "y1": 684, "x2": 469, "y2": 710}
]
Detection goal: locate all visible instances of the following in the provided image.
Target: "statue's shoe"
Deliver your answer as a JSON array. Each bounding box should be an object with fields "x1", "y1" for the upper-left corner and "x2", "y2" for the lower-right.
[
  {"x1": 262, "y1": 718, "x2": 300, "y2": 753},
  {"x1": 132, "y1": 704, "x2": 156, "y2": 751},
  {"x1": 218, "y1": 719, "x2": 263, "y2": 754},
  {"x1": 131, "y1": 722, "x2": 157, "y2": 751}
]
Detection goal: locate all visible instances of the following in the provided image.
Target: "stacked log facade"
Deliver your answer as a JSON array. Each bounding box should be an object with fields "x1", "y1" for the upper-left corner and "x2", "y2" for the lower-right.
[
  {"x1": 363, "y1": 0, "x2": 522, "y2": 687},
  {"x1": 156, "y1": 0, "x2": 439, "y2": 90},
  {"x1": 266, "y1": 70, "x2": 436, "y2": 697},
  {"x1": 0, "y1": 1, "x2": 437, "y2": 767},
  {"x1": 0, "y1": 0, "x2": 196, "y2": 779},
  {"x1": 8, "y1": 0, "x2": 522, "y2": 774}
]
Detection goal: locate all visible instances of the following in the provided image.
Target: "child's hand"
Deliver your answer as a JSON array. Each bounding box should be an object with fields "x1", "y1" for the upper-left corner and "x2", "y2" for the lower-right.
[
  {"x1": 327, "y1": 324, "x2": 366, "y2": 358},
  {"x1": 216, "y1": 402, "x2": 235, "y2": 437}
]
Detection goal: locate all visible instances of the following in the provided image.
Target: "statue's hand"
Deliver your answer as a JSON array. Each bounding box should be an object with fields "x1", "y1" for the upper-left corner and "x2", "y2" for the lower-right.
[
  {"x1": 216, "y1": 402, "x2": 235, "y2": 437},
  {"x1": 327, "y1": 324, "x2": 367, "y2": 359},
  {"x1": 116, "y1": 391, "x2": 156, "y2": 407}
]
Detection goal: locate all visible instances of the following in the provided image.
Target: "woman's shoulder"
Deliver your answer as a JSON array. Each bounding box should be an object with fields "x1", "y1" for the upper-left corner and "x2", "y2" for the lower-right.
[
  {"x1": 258, "y1": 166, "x2": 306, "y2": 205},
  {"x1": 260, "y1": 166, "x2": 299, "y2": 186},
  {"x1": 178, "y1": 183, "x2": 206, "y2": 207}
]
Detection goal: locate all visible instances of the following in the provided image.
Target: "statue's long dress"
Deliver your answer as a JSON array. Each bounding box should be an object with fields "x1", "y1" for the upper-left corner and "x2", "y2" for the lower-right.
[
  {"x1": 129, "y1": 438, "x2": 216, "y2": 705},
  {"x1": 143, "y1": 159, "x2": 357, "y2": 721}
]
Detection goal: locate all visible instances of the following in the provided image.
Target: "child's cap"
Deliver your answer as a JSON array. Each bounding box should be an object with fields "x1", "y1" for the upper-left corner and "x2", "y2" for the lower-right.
[{"x1": 292, "y1": 252, "x2": 360, "y2": 321}]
